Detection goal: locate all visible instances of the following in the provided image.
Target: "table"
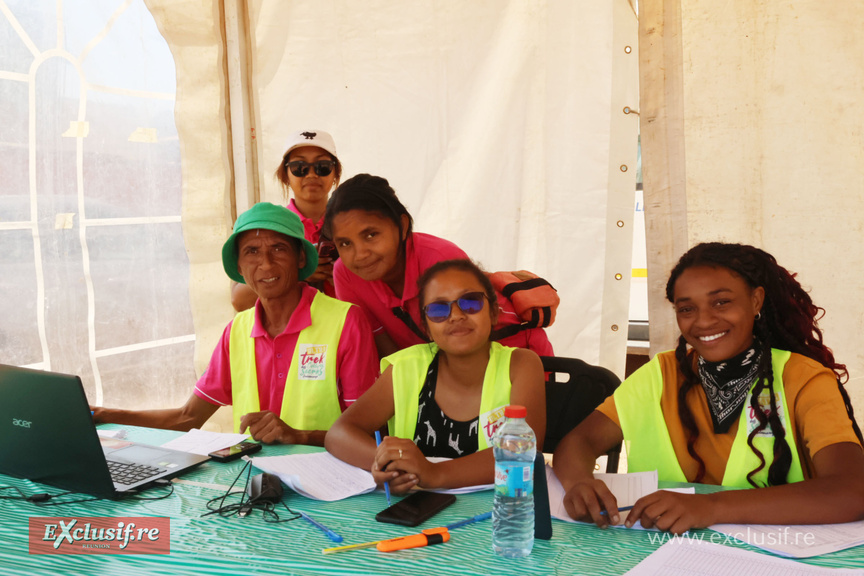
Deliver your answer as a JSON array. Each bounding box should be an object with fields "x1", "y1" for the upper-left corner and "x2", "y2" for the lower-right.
[{"x1": 1, "y1": 426, "x2": 861, "y2": 575}]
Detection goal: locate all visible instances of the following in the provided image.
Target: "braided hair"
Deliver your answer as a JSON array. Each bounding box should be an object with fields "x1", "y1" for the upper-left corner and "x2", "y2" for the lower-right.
[{"x1": 665, "y1": 242, "x2": 862, "y2": 487}]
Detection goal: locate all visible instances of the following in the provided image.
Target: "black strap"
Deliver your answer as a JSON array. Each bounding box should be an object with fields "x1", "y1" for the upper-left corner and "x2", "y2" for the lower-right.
[
  {"x1": 490, "y1": 323, "x2": 530, "y2": 341},
  {"x1": 391, "y1": 306, "x2": 430, "y2": 342},
  {"x1": 501, "y1": 277, "x2": 554, "y2": 299}
]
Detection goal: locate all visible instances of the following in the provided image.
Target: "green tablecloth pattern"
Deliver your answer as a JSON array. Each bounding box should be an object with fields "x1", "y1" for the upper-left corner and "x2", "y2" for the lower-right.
[{"x1": 0, "y1": 426, "x2": 861, "y2": 575}]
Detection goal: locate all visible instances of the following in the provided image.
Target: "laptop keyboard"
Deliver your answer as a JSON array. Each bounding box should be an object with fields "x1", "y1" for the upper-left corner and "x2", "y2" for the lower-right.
[{"x1": 107, "y1": 460, "x2": 166, "y2": 486}]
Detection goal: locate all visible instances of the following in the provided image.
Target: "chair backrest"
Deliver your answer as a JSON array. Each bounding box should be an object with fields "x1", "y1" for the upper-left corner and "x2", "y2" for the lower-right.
[{"x1": 541, "y1": 356, "x2": 622, "y2": 472}]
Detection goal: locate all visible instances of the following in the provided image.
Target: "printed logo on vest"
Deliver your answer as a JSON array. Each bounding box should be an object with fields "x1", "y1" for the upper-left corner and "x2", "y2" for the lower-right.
[
  {"x1": 479, "y1": 406, "x2": 506, "y2": 445},
  {"x1": 298, "y1": 344, "x2": 327, "y2": 380},
  {"x1": 746, "y1": 389, "x2": 786, "y2": 437}
]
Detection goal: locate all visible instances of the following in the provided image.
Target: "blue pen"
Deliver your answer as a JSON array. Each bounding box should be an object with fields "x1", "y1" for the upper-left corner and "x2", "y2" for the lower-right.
[
  {"x1": 445, "y1": 511, "x2": 492, "y2": 530},
  {"x1": 299, "y1": 511, "x2": 343, "y2": 543},
  {"x1": 374, "y1": 431, "x2": 392, "y2": 507},
  {"x1": 600, "y1": 505, "x2": 634, "y2": 516}
]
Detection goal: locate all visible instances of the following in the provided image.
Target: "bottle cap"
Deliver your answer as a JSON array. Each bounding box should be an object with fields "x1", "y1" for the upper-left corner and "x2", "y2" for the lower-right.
[{"x1": 504, "y1": 405, "x2": 527, "y2": 418}]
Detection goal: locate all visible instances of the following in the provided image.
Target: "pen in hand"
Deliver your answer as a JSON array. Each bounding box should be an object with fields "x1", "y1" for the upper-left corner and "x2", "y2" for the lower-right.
[{"x1": 374, "y1": 430, "x2": 392, "y2": 507}]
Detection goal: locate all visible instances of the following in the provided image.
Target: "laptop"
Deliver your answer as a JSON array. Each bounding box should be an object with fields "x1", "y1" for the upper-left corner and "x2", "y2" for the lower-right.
[{"x1": 0, "y1": 364, "x2": 209, "y2": 498}]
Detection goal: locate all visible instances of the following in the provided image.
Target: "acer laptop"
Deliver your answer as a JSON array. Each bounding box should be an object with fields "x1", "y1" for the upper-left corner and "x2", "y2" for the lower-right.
[{"x1": 0, "y1": 364, "x2": 209, "y2": 498}]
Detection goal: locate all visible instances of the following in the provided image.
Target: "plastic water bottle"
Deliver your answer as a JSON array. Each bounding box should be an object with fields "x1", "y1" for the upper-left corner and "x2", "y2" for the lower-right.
[{"x1": 492, "y1": 404, "x2": 535, "y2": 558}]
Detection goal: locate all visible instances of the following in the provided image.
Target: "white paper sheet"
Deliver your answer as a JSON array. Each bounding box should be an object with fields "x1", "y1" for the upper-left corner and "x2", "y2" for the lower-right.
[
  {"x1": 625, "y1": 539, "x2": 864, "y2": 576},
  {"x1": 250, "y1": 452, "x2": 377, "y2": 501},
  {"x1": 710, "y1": 521, "x2": 864, "y2": 559},
  {"x1": 160, "y1": 428, "x2": 250, "y2": 456},
  {"x1": 545, "y1": 465, "x2": 695, "y2": 529}
]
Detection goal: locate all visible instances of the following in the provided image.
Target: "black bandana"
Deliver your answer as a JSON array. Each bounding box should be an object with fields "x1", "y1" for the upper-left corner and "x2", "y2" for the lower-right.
[{"x1": 698, "y1": 346, "x2": 761, "y2": 434}]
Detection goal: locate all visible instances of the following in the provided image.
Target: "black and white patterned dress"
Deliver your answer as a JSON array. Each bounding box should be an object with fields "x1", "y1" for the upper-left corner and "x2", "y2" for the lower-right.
[{"x1": 413, "y1": 352, "x2": 480, "y2": 458}]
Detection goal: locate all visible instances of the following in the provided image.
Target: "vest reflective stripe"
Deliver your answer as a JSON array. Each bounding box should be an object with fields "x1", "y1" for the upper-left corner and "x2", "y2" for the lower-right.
[
  {"x1": 617, "y1": 349, "x2": 804, "y2": 487},
  {"x1": 383, "y1": 341, "x2": 514, "y2": 451},
  {"x1": 229, "y1": 293, "x2": 350, "y2": 434}
]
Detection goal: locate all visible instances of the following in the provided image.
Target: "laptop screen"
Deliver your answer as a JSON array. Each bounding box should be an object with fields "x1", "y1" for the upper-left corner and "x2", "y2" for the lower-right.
[{"x1": 0, "y1": 364, "x2": 118, "y2": 496}]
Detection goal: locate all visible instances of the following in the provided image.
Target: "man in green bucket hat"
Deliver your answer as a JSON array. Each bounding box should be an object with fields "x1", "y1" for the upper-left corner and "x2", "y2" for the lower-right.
[{"x1": 93, "y1": 203, "x2": 378, "y2": 445}]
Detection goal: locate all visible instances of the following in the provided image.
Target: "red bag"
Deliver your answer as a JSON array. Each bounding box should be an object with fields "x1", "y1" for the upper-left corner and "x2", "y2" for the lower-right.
[{"x1": 488, "y1": 270, "x2": 559, "y2": 331}]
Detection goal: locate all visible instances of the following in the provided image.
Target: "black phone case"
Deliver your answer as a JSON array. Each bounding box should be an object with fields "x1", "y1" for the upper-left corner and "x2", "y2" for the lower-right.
[
  {"x1": 375, "y1": 491, "x2": 457, "y2": 527},
  {"x1": 208, "y1": 442, "x2": 262, "y2": 463}
]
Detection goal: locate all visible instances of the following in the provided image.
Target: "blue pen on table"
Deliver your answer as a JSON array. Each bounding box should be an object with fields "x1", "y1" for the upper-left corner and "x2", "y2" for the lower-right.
[
  {"x1": 299, "y1": 511, "x2": 343, "y2": 543},
  {"x1": 374, "y1": 431, "x2": 392, "y2": 508},
  {"x1": 600, "y1": 505, "x2": 634, "y2": 516},
  {"x1": 445, "y1": 511, "x2": 492, "y2": 530}
]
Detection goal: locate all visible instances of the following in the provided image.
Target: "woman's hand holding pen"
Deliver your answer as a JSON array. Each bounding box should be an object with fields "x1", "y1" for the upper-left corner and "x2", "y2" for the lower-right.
[
  {"x1": 372, "y1": 437, "x2": 433, "y2": 494},
  {"x1": 626, "y1": 490, "x2": 717, "y2": 535},
  {"x1": 561, "y1": 478, "x2": 621, "y2": 528}
]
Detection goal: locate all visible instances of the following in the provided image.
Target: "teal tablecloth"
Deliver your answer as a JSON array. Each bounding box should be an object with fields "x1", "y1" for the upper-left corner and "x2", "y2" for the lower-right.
[{"x1": 1, "y1": 426, "x2": 862, "y2": 575}]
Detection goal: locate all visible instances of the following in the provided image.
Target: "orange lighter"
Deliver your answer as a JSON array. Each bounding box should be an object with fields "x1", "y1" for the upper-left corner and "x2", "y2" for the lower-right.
[{"x1": 376, "y1": 527, "x2": 450, "y2": 553}]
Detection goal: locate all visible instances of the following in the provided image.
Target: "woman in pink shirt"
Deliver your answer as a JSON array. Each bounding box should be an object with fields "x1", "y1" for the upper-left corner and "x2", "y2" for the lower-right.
[
  {"x1": 325, "y1": 173, "x2": 553, "y2": 359},
  {"x1": 232, "y1": 130, "x2": 342, "y2": 310}
]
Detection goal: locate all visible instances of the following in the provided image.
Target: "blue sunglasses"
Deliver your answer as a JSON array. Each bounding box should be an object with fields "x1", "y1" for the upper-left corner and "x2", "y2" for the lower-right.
[{"x1": 423, "y1": 292, "x2": 487, "y2": 323}]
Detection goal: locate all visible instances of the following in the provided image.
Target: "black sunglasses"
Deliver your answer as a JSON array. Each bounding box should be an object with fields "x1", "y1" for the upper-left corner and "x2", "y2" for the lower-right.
[
  {"x1": 285, "y1": 160, "x2": 336, "y2": 178},
  {"x1": 423, "y1": 292, "x2": 487, "y2": 323}
]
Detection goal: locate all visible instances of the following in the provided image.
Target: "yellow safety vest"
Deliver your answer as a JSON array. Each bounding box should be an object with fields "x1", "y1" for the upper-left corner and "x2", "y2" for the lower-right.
[
  {"x1": 617, "y1": 349, "x2": 804, "y2": 488},
  {"x1": 228, "y1": 292, "x2": 350, "y2": 434},
  {"x1": 383, "y1": 341, "x2": 514, "y2": 450}
]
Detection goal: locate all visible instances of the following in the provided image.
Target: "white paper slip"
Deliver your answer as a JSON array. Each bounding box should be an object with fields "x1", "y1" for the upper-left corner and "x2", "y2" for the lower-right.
[
  {"x1": 545, "y1": 465, "x2": 694, "y2": 529},
  {"x1": 251, "y1": 452, "x2": 376, "y2": 501},
  {"x1": 596, "y1": 470, "x2": 659, "y2": 508},
  {"x1": 625, "y1": 538, "x2": 864, "y2": 576},
  {"x1": 97, "y1": 429, "x2": 127, "y2": 439},
  {"x1": 160, "y1": 429, "x2": 250, "y2": 456},
  {"x1": 710, "y1": 520, "x2": 864, "y2": 559}
]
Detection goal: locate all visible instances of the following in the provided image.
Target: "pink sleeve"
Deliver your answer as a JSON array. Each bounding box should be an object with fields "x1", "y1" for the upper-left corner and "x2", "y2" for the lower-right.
[
  {"x1": 335, "y1": 305, "x2": 380, "y2": 408},
  {"x1": 333, "y1": 260, "x2": 384, "y2": 332},
  {"x1": 193, "y1": 322, "x2": 235, "y2": 407}
]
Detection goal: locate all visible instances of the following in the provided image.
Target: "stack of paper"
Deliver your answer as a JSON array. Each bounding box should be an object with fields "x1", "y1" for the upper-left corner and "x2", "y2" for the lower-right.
[
  {"x1": 251, "y1": 452, "x2": 378, "y2": 501},
  {"x1": 160, "y1": 428, "x2": 250, "y2": 456},
  {"x1": 710, "y1": 521, "x2": 864, "y2": 558},
  {"x1": 626, "y1": 539, "x2": 863, "y2": 576}
]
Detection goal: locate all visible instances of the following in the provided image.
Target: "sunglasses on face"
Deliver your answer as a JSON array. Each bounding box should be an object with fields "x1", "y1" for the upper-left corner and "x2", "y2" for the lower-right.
[
  {"x1": 423, "y1": 292, "x2": 487, "y2": 323},
  {"x1": 285, "y1": 160, "x2": 336, "y2": 178}
]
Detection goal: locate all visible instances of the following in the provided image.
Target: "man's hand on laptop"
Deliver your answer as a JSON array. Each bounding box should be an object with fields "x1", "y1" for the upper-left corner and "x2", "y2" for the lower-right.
[{"x1": 239, "y1": 411, "x2": 305, "y2": 445}]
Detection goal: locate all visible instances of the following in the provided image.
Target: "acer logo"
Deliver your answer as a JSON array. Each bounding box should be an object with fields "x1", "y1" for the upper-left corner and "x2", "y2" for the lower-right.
[{"x1": 12, "y1": 418, "x2": 32, "y2": 428}]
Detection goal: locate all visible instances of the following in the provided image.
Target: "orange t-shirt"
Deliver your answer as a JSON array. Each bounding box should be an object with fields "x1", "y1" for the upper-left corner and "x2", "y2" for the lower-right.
[{"x1": 597, "y1": 350, "x2": 861, "y2": 484}]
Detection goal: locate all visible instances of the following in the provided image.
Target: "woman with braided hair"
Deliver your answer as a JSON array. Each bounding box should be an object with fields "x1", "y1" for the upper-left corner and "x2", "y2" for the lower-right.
[{"x1": 553, "y1": 242, "x2": 864, "y2": 534}]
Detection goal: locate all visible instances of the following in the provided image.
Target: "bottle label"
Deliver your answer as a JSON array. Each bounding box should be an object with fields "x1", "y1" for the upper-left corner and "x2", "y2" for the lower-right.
[{"x1": 494, "y1": 462, "x2": 534, "y2": 498}]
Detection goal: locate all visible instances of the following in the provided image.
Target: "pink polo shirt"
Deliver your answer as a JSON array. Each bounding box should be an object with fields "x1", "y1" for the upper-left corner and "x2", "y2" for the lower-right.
[
  {"x1": 287, "y1": 198, "x2": 335, "y2": 297},
  {"x1": 287, "y1": 198, "x2": 325, "y2": 245},
  {"x1": 194, "y1": 284, "x2": 378, "y2": 415},
  {"x1": 333, "y1": 233, "x2": 554, "y2": 356}
]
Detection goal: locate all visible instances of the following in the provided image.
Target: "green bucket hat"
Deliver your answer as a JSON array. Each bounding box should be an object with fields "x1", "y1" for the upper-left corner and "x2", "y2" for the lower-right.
[{"x1": 222, "y1": 202, "x2": 319, "y2": 284}]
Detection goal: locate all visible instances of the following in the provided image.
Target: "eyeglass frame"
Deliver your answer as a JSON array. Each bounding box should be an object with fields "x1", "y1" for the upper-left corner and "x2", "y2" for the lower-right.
[{"x1": 422, "y1": 291, "x2": 488, "y2": 323}]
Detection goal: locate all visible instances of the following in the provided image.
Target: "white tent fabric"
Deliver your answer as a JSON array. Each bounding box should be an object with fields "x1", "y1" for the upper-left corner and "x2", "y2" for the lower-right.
[
  {"x1": 640, "y1": 0, "x2": 864, "y2": 415},
  {"x1": 0, "y1": 0, "x2": 196, "y2": 409}
]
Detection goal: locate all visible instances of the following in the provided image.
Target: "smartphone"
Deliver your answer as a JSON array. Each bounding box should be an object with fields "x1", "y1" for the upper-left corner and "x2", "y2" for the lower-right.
[
  {"x1": 317, "y1": 239, "x2": 339, "y2": 261},
  {"x1": 375, "y1": 491, "x2": 457, "y2": 527},
  {"x1": 208, "y1": 441, "x2": 262, "y2": 463}
]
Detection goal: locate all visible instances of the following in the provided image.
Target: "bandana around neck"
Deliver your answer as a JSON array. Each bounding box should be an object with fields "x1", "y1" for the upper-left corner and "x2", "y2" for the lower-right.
[{"x1": 698, "y1": 346, "x2": 762, "y2": 434}]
